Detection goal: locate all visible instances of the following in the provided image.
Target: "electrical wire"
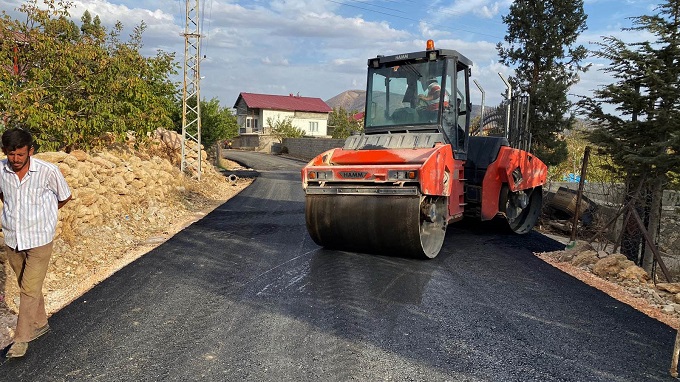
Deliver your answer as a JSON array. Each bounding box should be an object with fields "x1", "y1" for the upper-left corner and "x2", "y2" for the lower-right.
[
  {"x1": 203, "y1": 0, "x2": 214, "y2": 59},
  {"x1": 343, "y1": 0, "x2": 407, "y2": 14},
  {"x1": 325, "y1": 0, "x2": 504, "y2": 40}
]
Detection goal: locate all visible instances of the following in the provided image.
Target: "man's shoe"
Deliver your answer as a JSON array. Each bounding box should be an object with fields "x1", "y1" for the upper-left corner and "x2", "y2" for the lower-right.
[
  {"x1": 6, "y1": 342, "x2": 28, "y2": 358},
  {"x1": 30, "y1": 324, "x2": 50, "y2": 342}
]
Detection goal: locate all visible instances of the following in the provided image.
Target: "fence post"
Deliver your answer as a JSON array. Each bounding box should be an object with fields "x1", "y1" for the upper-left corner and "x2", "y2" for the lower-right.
[
  {"x1": 568, "y1": 146, "x2": 591, "y2": 247},
  {"x1": 671, "y1": 328, "x2": 680, "y2": 377}
]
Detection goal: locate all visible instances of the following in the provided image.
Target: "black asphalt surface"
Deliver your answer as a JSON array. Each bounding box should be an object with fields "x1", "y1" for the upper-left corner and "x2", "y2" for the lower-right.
[{"x1": 1, "y1": 150, "x2": 676, "y2": 381}]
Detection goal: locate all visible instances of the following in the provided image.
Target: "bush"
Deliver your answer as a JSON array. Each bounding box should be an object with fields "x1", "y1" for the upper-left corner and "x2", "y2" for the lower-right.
[{"x1": 268, "y1": 117, "x2": 305, "y2": 143}]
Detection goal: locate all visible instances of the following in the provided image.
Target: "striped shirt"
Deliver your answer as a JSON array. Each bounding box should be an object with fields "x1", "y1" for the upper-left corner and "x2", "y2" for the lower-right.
[{"x1": 0, "y1": 157, "x2": 71, "y2": 251}]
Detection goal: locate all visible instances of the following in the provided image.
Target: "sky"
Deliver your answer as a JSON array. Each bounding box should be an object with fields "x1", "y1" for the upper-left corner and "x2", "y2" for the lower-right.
[{"x1": 0, "y1": 0, "x2": 662, "y2": 110}]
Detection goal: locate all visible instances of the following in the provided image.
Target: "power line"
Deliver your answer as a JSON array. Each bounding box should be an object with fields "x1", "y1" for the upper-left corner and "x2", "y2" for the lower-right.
[
  {"x1": 326, "y1": 0, "x2": 504, "y2": 40},
  {"x1": 343, "y1": 0, "x2": 407, "y2": 15},
  {"x1": 199, "y1": 0, "x2": 214, "y2": 59}
]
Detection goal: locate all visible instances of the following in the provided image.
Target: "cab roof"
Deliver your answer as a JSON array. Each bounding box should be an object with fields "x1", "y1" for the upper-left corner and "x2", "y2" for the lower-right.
[{"x1": 368, "y1": 49, "x2": 473, "y2": 68}]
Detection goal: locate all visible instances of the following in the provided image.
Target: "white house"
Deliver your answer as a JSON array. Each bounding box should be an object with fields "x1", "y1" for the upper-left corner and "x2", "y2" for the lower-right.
[{"x1": 233, "y1": 92, "x2": 332, "y2": 137}]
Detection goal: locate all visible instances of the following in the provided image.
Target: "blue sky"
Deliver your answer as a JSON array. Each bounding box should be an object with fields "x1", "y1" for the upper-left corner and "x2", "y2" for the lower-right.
[{"x1": 1, "y1": 0, "x2": 660, "y2": 109}]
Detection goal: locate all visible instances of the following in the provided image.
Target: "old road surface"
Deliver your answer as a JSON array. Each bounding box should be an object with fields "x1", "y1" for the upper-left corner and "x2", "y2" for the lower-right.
[{"x1": 1, "y1": 150, "x2": 676, "y2": 381}]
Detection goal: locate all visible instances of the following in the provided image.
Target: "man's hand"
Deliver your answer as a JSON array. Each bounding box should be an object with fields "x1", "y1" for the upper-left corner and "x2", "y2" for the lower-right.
[{"x1": 58, "y1": 195, "x2": 72, "y2": 209}]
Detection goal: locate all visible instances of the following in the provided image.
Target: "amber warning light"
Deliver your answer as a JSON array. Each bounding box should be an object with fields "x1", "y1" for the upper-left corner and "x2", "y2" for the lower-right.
[{"x1": 426, "y1": 39, "x2": 435, "y2": 50}]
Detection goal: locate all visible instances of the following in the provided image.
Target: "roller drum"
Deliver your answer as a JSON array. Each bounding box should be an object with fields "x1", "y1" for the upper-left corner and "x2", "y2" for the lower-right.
[{"x1": 305, "y1": 194, "x2": 446, "y2": 258}]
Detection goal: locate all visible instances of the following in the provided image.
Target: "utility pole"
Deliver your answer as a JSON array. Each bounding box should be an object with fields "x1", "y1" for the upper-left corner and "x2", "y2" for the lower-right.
[{"x1": 182, "y1": 0, "x2": 202, "y2": 179}]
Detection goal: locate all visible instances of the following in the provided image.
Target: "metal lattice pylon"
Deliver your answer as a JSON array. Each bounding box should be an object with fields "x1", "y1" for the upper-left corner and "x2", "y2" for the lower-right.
[{"x1": 181, "y1": 0, "x2": 202, "y2": 179}]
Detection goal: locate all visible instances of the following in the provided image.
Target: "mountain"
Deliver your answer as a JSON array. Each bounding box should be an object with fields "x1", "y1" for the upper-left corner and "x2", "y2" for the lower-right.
[{"x1": 325, "y1": 90, "x2": 366, "y2": 112}]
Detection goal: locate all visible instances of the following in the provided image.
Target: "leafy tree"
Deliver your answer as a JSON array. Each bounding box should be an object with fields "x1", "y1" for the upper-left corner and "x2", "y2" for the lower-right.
[
  {"x1": 199, "y1": 98, "x2": 238, "y2": 148},
  {"x1": 328, "y1": 107, "x2": 362, "y2": 139},
  {"x1": 0, "y1": 0, "x2": 178, "y2": 151},
  {"x1": 171, "y1": 97, "x2": 238, "y2": 148},
  {"x1": 497, "y1": 0, "x2": 589, "y2": 166},
  {"x1": 578, "y1": 1, "x2": 680, "y2": 270},
  {"x1": 547, "y1": 125, "x2": 620, "y2": 183},
  {"x1": 80, "y1": 10, "x2": 104, "y2": 39},
  {"x1": 268, "y1": 116, "x2": 305, "y2": 142}
]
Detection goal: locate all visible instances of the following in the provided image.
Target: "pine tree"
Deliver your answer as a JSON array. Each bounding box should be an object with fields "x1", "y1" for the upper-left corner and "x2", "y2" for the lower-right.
[
  {"x1": 497, "y1": 0, "x2": 588, "y2": 166},
  {"x1": 579, "y1": 1, "x2": 680, "y2": 270}
]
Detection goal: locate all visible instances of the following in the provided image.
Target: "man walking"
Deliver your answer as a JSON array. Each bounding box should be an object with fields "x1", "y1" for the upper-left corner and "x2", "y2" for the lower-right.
[{"x1": 1, "y1": 127, "x2": 71, "y2": 358}]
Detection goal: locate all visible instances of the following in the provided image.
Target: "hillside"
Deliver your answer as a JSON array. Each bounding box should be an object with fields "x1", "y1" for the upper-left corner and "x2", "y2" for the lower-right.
[{"x1": 325, "y1": 90, "x2": 366, "y2": 112}]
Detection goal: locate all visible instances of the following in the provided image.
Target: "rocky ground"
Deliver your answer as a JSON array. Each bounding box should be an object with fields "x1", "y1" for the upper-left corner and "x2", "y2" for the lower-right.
[
  {"x1": 1, "y1": 137, "x2": 679, "y2": 352},
  {"x1": 535, "y1": 240, "x2": 680, "y2": 329}
]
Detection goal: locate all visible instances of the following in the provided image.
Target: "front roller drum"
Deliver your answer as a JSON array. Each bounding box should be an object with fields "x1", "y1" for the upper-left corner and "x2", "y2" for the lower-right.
[{"x1": 305, "y1": 194, "x2": 447, "y2": 259}]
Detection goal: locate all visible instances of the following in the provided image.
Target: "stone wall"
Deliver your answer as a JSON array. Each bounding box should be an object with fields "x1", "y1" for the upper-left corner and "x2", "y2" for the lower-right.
[
  {"x1": 26, "y1": 129, "x2": 222, "y2": 241},
  {"x1": 0, "y1": 129, "x2": 247, "y2": 346},
  {"x1": 234, "y1": 134, "x2": 277, "y2": 152},
  {"x1": 281, "y1": 137, "x2": 346, "y2": 160}
]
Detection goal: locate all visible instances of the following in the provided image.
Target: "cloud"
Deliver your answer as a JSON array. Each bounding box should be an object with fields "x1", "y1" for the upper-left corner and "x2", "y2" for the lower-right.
[
  {"x1": 269, "y1": 0, "x2": 340, "y2": 15},
  {"x1": 72, "y1": 0, "x2": 175, "y2": 24},
  {"x1": 430, "y1": 0, "x2": 512, "y2": 19},
  {"x1": 1, "y1": 0, "x2": 648, "y2": 114}
]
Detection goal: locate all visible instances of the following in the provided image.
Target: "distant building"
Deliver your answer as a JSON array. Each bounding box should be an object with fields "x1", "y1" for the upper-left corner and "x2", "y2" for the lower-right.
[
  {"x1": 4, "y1": 30, "x2": 29, "y2": 76},
  {"x1": 233, "y1": 92, "x2": 332, "y2": 136}
]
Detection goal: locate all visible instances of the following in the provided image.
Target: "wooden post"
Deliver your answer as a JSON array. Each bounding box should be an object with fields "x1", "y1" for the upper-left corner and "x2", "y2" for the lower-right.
[
  {"x1": 629, "y1": 208, "x2": 672, "y2": 282},
  {"x1": 568, "y1": 146, "x2": 591, "y2": 246},
  {"x1": 671, "y1": 328, "x2": 680, "y2": 377}
]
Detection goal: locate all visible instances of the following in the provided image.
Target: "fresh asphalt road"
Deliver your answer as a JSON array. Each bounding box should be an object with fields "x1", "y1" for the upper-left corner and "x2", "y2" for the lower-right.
[{"x1": 1, "y1": 150, "x2": 675, "y2": 381}]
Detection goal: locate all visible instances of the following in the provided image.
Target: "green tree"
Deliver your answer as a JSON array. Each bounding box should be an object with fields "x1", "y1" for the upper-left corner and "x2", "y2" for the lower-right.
[
  {"x1": 0, "y1": 0, "x2": 178, "y2": 151},
  {"x1": 198, "y1": 98, "x2": 238, "y2": 148},
  {"x1": 328, "y1": 107, "x2": 362, "y2": 139},
  {"x1": 268, "y1": 116, "x2": 305, "y2": 143},
  {"x1": 497, "y1": 0, "x2": 589, "y2": 166},
  {"x1": 547, "y1": 125, "x2": 620, "y2": 184},
  {"x1": 578, "y1": 1, "x2": 680, "y2": 270},
  {"x1": 171, "y1": 97, "x2": 238, "y2": 148},
  {"x1": 80, "y1": 10, "x2": 105, "y2": 39}
]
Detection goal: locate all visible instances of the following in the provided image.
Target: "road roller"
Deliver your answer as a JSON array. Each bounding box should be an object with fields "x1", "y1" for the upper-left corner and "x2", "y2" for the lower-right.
[{"x1": 302, "y1": 40, "x2": 547, "y2": 258}]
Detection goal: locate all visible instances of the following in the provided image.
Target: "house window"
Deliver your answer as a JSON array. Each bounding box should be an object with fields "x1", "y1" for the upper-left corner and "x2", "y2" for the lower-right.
[
  {"x1": 246, "y1": 117, "x2": 259, "y2": 129},
  {"x1": 309, "y1": 121, "x2": 319, "y2": 132}
]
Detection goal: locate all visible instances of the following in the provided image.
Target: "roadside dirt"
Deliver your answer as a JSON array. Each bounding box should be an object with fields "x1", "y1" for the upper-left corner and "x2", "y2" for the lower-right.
[{"x1": 537, "y1": 249, "x2": 679, "y2": 329}]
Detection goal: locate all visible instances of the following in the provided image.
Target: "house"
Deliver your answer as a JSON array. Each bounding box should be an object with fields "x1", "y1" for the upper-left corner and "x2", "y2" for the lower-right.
[
  {"x1": 3, "y1": 30, "x2": 29, "y2": 76},
  {"x1": 233, "y1": 92, "x2": 332, "y2": 136}
]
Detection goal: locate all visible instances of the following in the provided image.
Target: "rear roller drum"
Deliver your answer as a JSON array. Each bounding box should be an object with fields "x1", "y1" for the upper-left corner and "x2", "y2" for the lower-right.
[
  {"x1": 305, "y1": 194, "x2": 447, "y2": 259},
  {"x1": 503, "y1": 186, "x2": 543, "y2": 234}
]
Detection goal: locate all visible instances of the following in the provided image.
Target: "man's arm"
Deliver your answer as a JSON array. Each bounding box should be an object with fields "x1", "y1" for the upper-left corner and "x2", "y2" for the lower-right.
[{"x1": 58, "y1": 195, "x2": 71, "y2": 209}]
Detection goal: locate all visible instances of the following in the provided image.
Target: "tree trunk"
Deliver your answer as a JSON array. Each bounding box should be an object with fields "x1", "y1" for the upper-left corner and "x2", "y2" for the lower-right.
[
  {"x1": 642, "y1": 175, "x2": 664, "y2": 274},
  {"x1": 620, "y1": 178, "x2": 645, "y2": 264}
]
